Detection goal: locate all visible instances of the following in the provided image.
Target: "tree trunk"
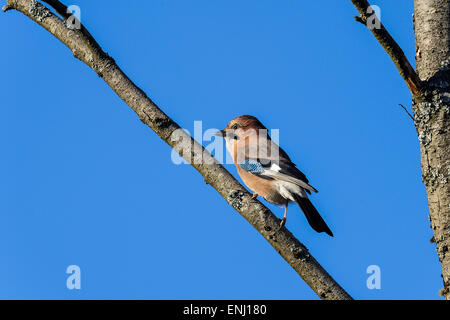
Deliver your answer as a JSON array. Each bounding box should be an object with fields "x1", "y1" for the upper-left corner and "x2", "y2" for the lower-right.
[{"x1": 414, "y1": 0, "x2": 450, "y2": 299}]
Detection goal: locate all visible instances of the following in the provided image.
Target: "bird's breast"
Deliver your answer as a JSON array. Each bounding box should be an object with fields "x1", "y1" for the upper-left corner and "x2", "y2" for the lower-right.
[{"x1": 236, "y1": 166, "x2": 286, "y2": 205}]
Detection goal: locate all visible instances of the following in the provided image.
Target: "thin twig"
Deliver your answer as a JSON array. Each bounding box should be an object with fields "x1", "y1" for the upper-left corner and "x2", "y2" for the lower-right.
[
  {"x1": 398, "y1": 104, "x2": 415, "y2": 122},
  {"x1": 354, "y1": 16, "x2": 365, "y2": 25},
  {"x1": 350, "y1": 0, "x2": 422, "y2": 95},
  {"x1": 2, "y1": 0, "x2": 352, "y2": 300}
]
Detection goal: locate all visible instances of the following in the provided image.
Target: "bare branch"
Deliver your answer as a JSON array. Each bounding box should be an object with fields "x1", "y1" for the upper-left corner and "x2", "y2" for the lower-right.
[
  {"x1": 2, "y1": 0, "x2": 352, "y2": 300},
  {"x1": 40, "y1": 0, "x2": 101, "y2": 51},
  {"x1": 353, "y1": 16, "x2": 365, "y2": 25},
  {"x1": 398, "y1": 104, "x2": 415, "y2": 122},
  {"x1": 40, "y1": 0, "x2": 68, "y2": 18},
  {"x1": 350, "y1": 0, "x2": 422, "y2": 95}
]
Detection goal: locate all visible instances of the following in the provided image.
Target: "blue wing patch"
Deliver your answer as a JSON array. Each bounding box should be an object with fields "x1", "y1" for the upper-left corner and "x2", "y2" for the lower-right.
[{"x1": 239, "y1": 159, "x2": 265, "y2": 174}]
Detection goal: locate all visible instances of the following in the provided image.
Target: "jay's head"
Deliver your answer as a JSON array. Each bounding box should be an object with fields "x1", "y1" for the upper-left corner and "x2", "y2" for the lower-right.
[
  {"x1": 214, "y1": 115, "x2": 267, "y2": 143},
  {"x1": 214, "y1": 115, "x2": 274, "y2": 163}
]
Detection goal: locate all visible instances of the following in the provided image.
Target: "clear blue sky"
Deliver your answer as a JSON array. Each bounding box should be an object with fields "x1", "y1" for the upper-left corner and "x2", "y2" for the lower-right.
[{"x1": 0, "y1": 0, "x2": 443, "y2": 299}]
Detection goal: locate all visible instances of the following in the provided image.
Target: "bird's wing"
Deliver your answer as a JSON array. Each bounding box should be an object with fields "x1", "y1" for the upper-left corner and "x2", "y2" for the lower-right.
[
  {"x1": 242, "y1": 131, "x2": 292, "y2": 163},
  {"x1": 239, "y1": 158, "x2": 318, "y2": 193}
]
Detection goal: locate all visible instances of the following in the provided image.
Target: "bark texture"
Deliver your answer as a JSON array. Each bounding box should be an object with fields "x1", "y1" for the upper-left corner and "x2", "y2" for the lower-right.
[
  {"x1": 352, "y1": 0, "x2": 450, "y2": 299},
  {"x1": 2, "y1": 0, "x2": 352, "y2": 300},
  {"x1": 414, "y1": 0, "x2": 450, "y2": 299}
]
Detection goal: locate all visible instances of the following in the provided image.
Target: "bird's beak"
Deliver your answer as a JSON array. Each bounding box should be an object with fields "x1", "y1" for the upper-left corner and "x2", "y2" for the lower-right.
[{"x1": 213, "y1": 129, "x2": 226, "y2": 137}]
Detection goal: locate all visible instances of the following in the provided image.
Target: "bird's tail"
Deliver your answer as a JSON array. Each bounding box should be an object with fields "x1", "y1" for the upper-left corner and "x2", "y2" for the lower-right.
[{"x1": 293, "y1": 194, "x2": 333, "y2": 237}]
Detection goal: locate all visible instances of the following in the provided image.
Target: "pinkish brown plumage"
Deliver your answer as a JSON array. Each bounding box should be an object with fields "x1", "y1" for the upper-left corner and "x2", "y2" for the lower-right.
[{"x1": 214, "y1": 115, "x2": 333, "y2": 236}]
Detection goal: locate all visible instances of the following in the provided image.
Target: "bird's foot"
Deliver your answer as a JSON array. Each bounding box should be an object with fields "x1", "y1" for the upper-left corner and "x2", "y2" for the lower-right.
[
  {"x1": 279, "y1": 217, "x2": 286, "y2": 228},
  {"x1": 251, "y1": 193, "x2": 258, "y2": 199}
]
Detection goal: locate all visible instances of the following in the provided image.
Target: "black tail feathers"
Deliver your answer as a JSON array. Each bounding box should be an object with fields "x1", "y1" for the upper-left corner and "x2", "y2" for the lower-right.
[{"x1": 293, "y1": 194, "x2": 333, "y2": 237}]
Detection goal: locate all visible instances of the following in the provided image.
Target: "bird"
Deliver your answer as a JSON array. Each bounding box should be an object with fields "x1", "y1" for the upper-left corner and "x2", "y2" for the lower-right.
[{"x1": 214, "y1": 115, "x2": 333, "y2": 237}]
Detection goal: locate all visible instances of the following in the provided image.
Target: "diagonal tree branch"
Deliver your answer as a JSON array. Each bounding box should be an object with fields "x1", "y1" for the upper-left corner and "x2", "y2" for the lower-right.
[
  {"x1": 40, "y1": 0, "x2": 100, "y2": 50},
  {"x1": 350, "y1": 0, "x2": 422, "y2": 95},
  {"x1": 2, "y1": 0, "x2": 352, "y2": 300},
  {"x1": 40, "y1": 0, "x2": 69, "y2": 18}
]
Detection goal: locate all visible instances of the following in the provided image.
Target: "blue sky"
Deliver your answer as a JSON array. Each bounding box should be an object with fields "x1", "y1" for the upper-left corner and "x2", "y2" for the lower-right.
[{"x1": 0, "y1": 0, "x2": 443, "y2": 299}]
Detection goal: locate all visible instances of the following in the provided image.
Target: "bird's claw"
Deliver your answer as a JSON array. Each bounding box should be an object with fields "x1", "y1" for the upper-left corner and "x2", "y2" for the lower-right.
[{"x1": 251, "y1": 193, "x2": 258, "y2": 199}]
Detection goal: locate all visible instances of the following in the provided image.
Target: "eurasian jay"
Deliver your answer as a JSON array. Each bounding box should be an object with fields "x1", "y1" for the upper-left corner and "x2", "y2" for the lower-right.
[{"x1": 214, "y1": 115, "x2": 333, "y2": 237}]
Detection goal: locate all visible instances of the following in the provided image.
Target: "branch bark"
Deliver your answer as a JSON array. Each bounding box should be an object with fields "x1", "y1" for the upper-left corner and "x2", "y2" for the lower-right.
[
  {"x1": 350, "y1": 0, "x2": 422, "y2": 95},
  {"x1": 351, "y1": 0, "x2": 450, "y2": 299},
  {"x1": 2, "y1": 0, "x2": 352, "y2": 300}
]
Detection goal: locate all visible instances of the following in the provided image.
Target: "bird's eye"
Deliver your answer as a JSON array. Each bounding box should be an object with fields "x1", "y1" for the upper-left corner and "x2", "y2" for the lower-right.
[{"x1": 231, "y1": 124, "x2": 239, "y2": 130}]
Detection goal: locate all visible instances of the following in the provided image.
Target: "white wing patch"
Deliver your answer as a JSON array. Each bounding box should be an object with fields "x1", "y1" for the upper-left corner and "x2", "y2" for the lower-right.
[{"x1": 270, "y1": 163, "x2": 281, "y2": 172}]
